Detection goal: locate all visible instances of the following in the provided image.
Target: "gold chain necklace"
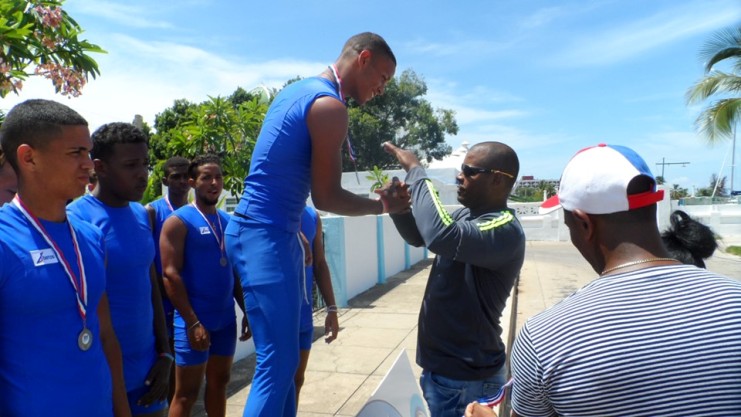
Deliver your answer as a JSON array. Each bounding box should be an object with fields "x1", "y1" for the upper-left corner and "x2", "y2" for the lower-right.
[{"x1": 601, "y1": 257, "x2": 679, "y2": 276}]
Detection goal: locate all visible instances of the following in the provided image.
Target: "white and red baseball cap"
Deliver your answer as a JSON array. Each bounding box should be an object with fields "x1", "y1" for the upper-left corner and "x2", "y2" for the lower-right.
[{"x1": 540, "y1": 144, "x2": 664, "y2": 215}]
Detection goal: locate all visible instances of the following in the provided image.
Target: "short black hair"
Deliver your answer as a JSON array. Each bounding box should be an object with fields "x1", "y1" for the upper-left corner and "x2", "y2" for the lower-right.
[
  {"x1": 0, "y1": 99, "x2": 87, "y2": 171},
  {"x1": 91, "y1": 122, "x2": 148, "y2": 162},
  {"x1": 661, "y1": 210, "x2": 717, "y2": 268},
  {"x1": 471, "y1": 141, "x2": 520, "y2": 189},
  {"x1": 341, "y1": 32, "x2": 396, "y2": 65},
  {"x1": 163, "y1": 156, "x2": 190, "y2": 177},
  {"x1": 188, "y1": 154, "x2": 221, "y2": 179}
]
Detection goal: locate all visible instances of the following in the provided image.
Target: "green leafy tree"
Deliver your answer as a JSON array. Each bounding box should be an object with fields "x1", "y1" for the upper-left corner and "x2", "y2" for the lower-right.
[
  {"x1": 710, "y1": 173, "x2": 728, "y2": 196},
  {"x1": 697, "y1": 173, "x2": 728, "y2": 197},
  {"x1": 536, "y1": 180, "x2": 556, "y2": 199},
  {"x1": 145, "y1": 94, "x2": 267, "y2": 203},
  {"x1": 0, "y1": 0, "x2": 105, "y2": 98},
  {"x1": 686, "y1": 26, "x2": 741, "y2": 143},
  {"x1": 346, "y1": 69, "x2": 457, "y2": 170},
  {"x1": 366, "y1": 165, "x2": 389, "y2": 192},
  {"x1": 511, "y1": 186, "x2": 543, "y2": 203},
  {"x1": 670, "y1": 184, "x2": 689, "y2": 200},
  {"x1": 143, "y1": 98, "x2": 196, "y2": 201},
  {"x1": 655, "y1": 175, "x2": 666, "y2": 185}
]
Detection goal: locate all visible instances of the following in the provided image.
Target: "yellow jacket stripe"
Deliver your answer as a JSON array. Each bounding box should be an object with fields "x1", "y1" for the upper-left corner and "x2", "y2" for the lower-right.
[
  {"x1": 478, "y1": 211, "x2": 514, "y2": 231},
  {"x1": 425, "y1": 179, "x2": 454, "y2": 226}
]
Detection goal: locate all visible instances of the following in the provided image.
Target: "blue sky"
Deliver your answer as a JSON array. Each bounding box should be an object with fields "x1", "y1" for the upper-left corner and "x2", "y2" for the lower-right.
[{"x1": 3, "y1": 0, "x2": 741, "y2": 193}]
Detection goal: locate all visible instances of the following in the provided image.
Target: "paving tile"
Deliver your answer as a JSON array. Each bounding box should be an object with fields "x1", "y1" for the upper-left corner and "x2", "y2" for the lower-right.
[
  {"x1": 336, "y1": 375, "x2": 384, "y2": 416},
  {"x1": 327, "y1": 326, "x2": 411, "y2": 349},
  {"x1": 306, "y1": 345, "x2": 395, "y2": 374},
  {"x1": 297, "y1": 371, "x2": 367, "y2": 414}
]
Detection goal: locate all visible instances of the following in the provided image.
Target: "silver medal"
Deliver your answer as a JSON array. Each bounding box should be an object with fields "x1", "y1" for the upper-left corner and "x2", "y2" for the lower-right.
[
  {"x1": 78, "y1": 328, "x2": 93, "y2": 351},
  {"x1": 220, "y1": 257, "x2": 227, "y2": 267}
]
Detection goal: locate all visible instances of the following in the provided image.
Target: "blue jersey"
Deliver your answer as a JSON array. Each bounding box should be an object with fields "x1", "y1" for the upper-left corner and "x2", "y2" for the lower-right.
[
  {"x1": 0, "y1": 204, "x2": 113, "y2": 416},
  {"x1": 68, "y1": 195, "x2": 157, "y2": 388},
  {"x1": 299, "y1": 206, "x2": 318, "y2": 331},
  {"x1": 173, "y1": 205, "x2": 235, "y2": 330},
  {"x1": 234, "y1": 77, "x2": 341, "y2": 233},
  {"x1": 147, "y1": 196, "x2": 175, "y2": 276}
]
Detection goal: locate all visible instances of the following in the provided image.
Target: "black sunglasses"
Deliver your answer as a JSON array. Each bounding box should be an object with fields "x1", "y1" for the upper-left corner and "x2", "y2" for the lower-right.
[{"x1": 460, "y1": 164, "x2": 515, "y2": 179}]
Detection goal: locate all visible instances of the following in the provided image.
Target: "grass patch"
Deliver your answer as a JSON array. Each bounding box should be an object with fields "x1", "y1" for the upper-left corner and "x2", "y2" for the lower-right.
[{"x1": 727, "y1": 246, "x2": 741, "y2": 256}]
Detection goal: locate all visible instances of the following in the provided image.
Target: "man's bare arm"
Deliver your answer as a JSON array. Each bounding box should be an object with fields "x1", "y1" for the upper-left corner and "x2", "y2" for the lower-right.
[{"x1": 309, "y1": 97, "x2": 408, "y2": 215}]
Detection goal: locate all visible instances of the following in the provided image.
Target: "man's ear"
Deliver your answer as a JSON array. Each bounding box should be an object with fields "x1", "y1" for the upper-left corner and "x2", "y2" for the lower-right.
[
  {"x1": 572, "y1": 209, "x2": 595, "y2": 241},
  {"x1": 188, "y1": 177, "x2": 195, "y2": 188},
  {"x1": 358, "y1": 49, "x2": 372, "y2": 66},
  {"x1": 16, "y1": 144, "x2": 35, "y2": 172},
  {"x1": 92, "y1": 159, "x2": 106, "y2": 176}
]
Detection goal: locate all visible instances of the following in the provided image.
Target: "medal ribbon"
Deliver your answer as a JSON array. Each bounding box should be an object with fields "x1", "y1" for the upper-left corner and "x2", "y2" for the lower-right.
[
  {"x1": 191, "y1": 202, "x2": 225, "y2": 256},
  {"x1": 12, "y1": 196, "x2": 88, "y2": 323},
  {"x1": 164, "y1": 195, "x2": 174, "y2": 212},
  {"x1": 329, "y1": 64, "x2": 360, "y2": 183}
]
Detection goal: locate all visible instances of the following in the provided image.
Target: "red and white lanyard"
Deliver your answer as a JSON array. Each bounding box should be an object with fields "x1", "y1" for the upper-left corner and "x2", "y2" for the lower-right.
[
  {"x1": 12, "y1": 196, "x2": 88, "y2": 325},
  {"x1": 329, "y1": 64, "x2": 360, "y2": 182},
  {"x1": 190, "y1": 202, "x2": 225, "y2": 255}
]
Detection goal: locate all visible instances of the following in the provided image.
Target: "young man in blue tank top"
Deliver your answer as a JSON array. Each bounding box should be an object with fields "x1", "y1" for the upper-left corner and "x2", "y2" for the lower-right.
[
  {"x1": 294, "y1": 205, "x2": 339, "y2": 404},
  {"x1": 225, "y1": 32, "x2": 410, "y2": 417},
  {"x1": 147, "y1": 156, "x2": 190, "y2": 334},
  {"x1": 146, "y1": 156, "x2": 190, "y2": 403},
  {"x1": 160, "y1": 154, "x2": 250, "y2": 417},
  {"x1": 0, "y1": 99, "x2": 130, "y2": 416},
  {"x1": 68, "y1": 122, "x2": 172, "y2": 417}
]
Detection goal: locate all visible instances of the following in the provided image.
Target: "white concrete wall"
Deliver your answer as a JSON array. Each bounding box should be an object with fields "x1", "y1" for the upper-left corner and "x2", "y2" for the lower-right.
[
  {"x1": 670, "y1": 202, "x2": 741, "y2": 245},
  {"x1": 321, "y1": 214, "x2": 428, "y2": 308},
  {"x1": 382, "y1": 216, "x2": 408, "y2": 279},
  {"x1": 342, "y1": 216, "x2": 379, "y2": 301}
]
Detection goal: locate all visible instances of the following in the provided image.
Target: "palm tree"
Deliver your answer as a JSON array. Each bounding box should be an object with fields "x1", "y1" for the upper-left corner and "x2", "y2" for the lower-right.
[
  {"x1": 686, "y1": 26, "x2": 741, "y2": 192},
  {"x1": 687, "y1": 26, "x2": 741, "y2": 142}
]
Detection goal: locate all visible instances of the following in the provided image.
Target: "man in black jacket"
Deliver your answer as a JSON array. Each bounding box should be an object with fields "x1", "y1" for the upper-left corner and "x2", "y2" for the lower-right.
[{"x1": 383, "y1": 141, "x2": 525, "y2": 417}]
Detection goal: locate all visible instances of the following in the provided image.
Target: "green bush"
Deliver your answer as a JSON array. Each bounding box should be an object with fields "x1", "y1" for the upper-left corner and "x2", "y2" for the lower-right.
[{"x1": 726, "y1": 246, "x2": 741, "y2": 256}]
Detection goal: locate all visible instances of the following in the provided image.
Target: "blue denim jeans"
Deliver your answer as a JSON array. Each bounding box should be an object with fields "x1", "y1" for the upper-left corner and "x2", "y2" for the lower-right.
[{"x1": 420, "y1": 366, "x2": 507, "y2": 417}]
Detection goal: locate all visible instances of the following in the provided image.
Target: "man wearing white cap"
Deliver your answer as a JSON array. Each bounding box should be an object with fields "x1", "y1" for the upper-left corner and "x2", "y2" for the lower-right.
[{"x1": 466, "y1": 144, "x2": 741, "y2": 417}]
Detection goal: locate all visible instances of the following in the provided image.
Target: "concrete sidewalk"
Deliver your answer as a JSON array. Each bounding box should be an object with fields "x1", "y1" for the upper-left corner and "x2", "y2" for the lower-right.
[{"x1": 206, "y1": 241, "x2": 740, "y2": 417}]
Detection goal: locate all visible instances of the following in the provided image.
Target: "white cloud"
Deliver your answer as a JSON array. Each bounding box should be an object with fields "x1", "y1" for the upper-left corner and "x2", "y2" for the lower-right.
[
  {"x1": 72, "y1": 0, "x2": 174, "y2": 29},
  {"x1": 424, "y1": 81, "x2": 527, "y2": 126},
  {"x1": 402, "y1": 37, "x2": 513, "y2": 58},
  {"x1": 549, "y1": 0, "x2": 741, "y2": 67}
]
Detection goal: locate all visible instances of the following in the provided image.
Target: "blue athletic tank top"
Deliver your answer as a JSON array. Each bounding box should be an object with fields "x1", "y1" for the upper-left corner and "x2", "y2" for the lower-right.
[
  {"x1": 173, "y1": 205, "x2": 235, "y2": 330},
  {"x1": 147, "y1": 197, "x2": 174, "y2": 276},
  {"x1": 299, "y1": 206, "x2": 318, "y2": 331},
  {"x1": 68, "y1": 195, "x2": 157, "y2": 388},
  {"x1": 0, "y1": 204, "x2": 113, "y2": 416},
  {"x1": 234, "y1": 77, "x2": 341, "y2": 233}
]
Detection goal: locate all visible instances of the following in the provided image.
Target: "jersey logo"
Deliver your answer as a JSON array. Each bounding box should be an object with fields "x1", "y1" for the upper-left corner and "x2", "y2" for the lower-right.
[
  {"x1": 30, "y1": 249, "x2": 59, "y2": 266},
  {"x1": 199, "y1": 227, "x2": 211, "y2": 235}
]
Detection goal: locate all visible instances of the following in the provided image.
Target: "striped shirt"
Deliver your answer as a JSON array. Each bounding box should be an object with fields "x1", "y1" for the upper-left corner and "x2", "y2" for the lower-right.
[{"x1": 511, "y1": 264, "x2": 741, "y2": 417}]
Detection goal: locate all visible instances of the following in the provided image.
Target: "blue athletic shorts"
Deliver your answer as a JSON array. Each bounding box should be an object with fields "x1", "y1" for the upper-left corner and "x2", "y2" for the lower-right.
[
  {"x1": 123, "y1": 348, "x2": 164, "y2": 410},
  {"x1": 127, "y1": 384, "x2": 168, "y2": 415},
  {"x1": 174, "y1": 321, "x2": 237, "y2": 366},
  {"x1": 299, "y1": 327, "x2": 314, "y2": 350}
]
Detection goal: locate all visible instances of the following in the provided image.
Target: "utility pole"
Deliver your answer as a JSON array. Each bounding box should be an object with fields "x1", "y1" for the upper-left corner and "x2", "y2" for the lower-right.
[
  {"x1": 731, "y1": 125, "x2": 736, "y2": 193},
  {"x1": 656, "y1": 157, "x2": 690, "y2": 179}
]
